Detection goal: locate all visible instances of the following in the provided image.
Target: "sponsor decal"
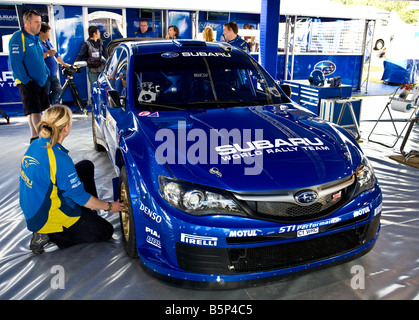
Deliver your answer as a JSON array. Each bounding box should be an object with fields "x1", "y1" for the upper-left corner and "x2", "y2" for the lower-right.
[
  {"x1": 374, "y1": 202, "x2": 382, "y2": 217},
  {"x1": 215, "y1": 137, "x2": 330, "y2": 160},
  {"x1": 140, "y1": 201, "x2": 162, "y2": 223},
  {"x1": 228, "y1": 229, "x2": 259, "y2": 237},
  {"x1": 353, "y1": 206, "x2": 370, "y2": 218},
  {"x1": 21, "y1": 156, "x2": 39, "y2": 168},
  {"x1": 181, "y1": 52, "x2": 231, "y2": 58},
  {"x1": 161, "y1": 52, "x2": 179, "y2": 58},
  {"x1": 146, "y1": 236, "x2": 161, "y2": 248},
  {"x1": 148, "y1": 112, "x2": 159, "y2": 118},
  {"x1": 279, "y1": 217, "x2": 341, "y2": 234},
  {"x1": 180, "y1": 233, "x2": 218, "y2": 246},
  {"x1": 106, "y1": 110, "x2": 117, "y2": 143},
  {"x1": 138, "y1": 111, "x2": 151, "y2": 117},
  {"x1": 297, "y1": 227, "x2": 319, "y2": 237},
  {"x1": 146, "y1": 227, "x2": 161, "y2": 248},
  {"x1": 155, "y1": 122, "x2": 331, "y2": 176},
  {"x1": 194, "y1": 73, "x2": 208, "y2": 78},
  {"x1": 277, "y1": 205, "x2": 371, "y2": 236}
]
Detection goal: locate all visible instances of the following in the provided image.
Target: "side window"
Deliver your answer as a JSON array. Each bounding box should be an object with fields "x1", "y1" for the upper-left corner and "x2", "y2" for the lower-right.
[
  {"x1": 114, "y1": 50, "x2": 128, "y2": 97},
  {"x1": 104, "y1": 47, "x2": 122, "y2": 83}
]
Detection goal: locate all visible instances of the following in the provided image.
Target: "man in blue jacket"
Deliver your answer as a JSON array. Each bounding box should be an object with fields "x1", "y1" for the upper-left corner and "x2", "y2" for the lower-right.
[
  {"x1": 39, "y1": 22, "x2": 70, "y2": 105},
  {"x1": 9, "y1": 10, "x2": 49, "y2": 143},
  {"x1": 134, "y1": 19, "x2": 156, "y2": 38},
  {"x1": 223, "y1": 22, "x2": 250, "y2": 53}
]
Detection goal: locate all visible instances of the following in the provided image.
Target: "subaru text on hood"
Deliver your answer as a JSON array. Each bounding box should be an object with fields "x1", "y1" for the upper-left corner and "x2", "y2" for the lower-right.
[{"x1": 91, "y1": 39, "x2": 382, "y2": 287}]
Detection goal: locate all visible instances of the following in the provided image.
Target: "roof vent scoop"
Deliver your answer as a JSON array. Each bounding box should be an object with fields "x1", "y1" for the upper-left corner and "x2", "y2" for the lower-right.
[
  {"x1": 218, "y1": 42, "x2": 233, "y2": 52},
  {"x1": 172, "y1": 40, "x2": 207, "y2": 48}
]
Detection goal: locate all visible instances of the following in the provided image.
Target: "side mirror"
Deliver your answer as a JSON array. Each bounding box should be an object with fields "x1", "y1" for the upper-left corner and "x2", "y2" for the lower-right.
[
  {"x1": 107, "y1": 89, "x2": 125, "y2": 109},
  {"x1": 280, "y1": 84, "x2": 291, "y2": 98}
]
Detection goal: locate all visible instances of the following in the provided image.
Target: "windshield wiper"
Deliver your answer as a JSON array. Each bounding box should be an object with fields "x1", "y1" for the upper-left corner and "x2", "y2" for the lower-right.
[
  {"x1": 187, "y1": 100, "x2": 260, "y2": 107},
  {"x1": 138, "y1": 102, "x2": 185, "y2": 111}
]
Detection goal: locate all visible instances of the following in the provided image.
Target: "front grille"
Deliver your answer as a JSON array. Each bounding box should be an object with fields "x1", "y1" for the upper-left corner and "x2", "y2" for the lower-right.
[
  {"x1": 176, "y1": 215, "x2": 380, "y2": 275},
  {"x1": 235, "y1": 176, "x2": 355, "y2": 222},
  {"x1": 247, "y1": 189, "x2": 346, "y2": 220}
]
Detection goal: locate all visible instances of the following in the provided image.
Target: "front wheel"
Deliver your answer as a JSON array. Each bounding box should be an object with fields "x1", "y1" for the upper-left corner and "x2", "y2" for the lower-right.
[{"x1": 119, "y1": 166, "x2": 138, "y2": 258}]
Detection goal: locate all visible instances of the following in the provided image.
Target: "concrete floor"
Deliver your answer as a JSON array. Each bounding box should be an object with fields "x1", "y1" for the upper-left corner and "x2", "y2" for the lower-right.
[{"x1": 1, "y1": 95, "x2": 419, "y2": 300}]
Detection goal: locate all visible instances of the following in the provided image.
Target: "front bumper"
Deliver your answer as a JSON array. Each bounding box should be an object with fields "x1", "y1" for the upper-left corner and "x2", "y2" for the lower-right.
[{"x1": 134, "y1": 185, "x2": 382, "y2": 285}]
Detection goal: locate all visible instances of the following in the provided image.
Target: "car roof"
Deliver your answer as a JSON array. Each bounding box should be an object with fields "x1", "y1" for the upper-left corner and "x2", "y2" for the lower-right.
[{"x1": 108, "y1": 39, "x2": 237, "y2": 56}]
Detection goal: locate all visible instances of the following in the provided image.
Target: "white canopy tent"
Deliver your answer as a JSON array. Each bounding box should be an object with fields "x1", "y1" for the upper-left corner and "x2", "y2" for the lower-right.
[{"x1": 7, "y1": 0, "x2": 389, "y2": 20}]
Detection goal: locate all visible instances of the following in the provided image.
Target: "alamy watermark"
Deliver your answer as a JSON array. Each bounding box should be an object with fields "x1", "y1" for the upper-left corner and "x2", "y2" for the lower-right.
[
  {"x1": 50, "y1": 265, "x2": 65, "y2": 290},
  {"x1": 154, "y1": 121, "x2": 330, "y2": 176},
  {"x1": 350, "y1": 265, "x2": 365, "y2": 290}
]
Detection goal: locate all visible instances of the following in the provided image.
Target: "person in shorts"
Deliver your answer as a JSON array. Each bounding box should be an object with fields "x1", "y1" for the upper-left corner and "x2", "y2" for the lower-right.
[{"x1": 9, "y1": 10, "x2": 50, "y2": 143}]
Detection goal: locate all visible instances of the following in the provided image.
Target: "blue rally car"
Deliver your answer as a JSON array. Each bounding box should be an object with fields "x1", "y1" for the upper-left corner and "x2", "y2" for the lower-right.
[{"x1": 92, "y1": 39, "x2": 382, "y2": 286}]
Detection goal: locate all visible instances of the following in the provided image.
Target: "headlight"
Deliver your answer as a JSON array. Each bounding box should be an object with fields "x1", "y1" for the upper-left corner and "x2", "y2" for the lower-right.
[
  {"x1": 159, "y1": 176, "x2": 246, "y2": 216},
  {"x1": 354, "y1": 156, "x2": 376, "y2": 196}
]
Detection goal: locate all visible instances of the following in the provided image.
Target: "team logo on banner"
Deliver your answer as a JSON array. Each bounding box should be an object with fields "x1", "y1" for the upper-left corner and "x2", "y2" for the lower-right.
[{"x1": 314, "y1": 60, "x2": 336, "y2": 76}]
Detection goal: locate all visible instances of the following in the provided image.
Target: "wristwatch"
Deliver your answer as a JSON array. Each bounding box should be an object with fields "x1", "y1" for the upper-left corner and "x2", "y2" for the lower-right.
[
  {"x1": 105, "y1": 202, "x2": 113, "y2": 211},
  {"x1": 46, "y1": 53, "x2": 49, "y2": 57}
]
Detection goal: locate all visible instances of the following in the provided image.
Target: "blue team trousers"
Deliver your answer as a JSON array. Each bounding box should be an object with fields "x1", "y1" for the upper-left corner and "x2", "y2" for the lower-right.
[{"x1": 48, "y1": 160, "x2": 114, "y2": 249}]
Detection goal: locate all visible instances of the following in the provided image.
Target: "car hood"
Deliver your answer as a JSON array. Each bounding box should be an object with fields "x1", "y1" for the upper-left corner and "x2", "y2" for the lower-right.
[{"x1": 137, "y1": 104, "x2": 362, "y2": 192}]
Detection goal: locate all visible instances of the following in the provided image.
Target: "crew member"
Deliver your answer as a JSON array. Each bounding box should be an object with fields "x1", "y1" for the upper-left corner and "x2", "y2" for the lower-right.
[
  {"x1": 9, "y1": 10, "x2": 50, "y2": 143},
  {"x1": 39, "y1": 22, "x2": 70, "y2": 105},
  {"x1": 75, "y1": 26, "x2": 107, "y2": 90},
  {"x1": 19, "y1": 105, "x2": 125, "y2": 254},
  {"x1": 223, "y1": 22, "x2": 250, "y2": 53}
]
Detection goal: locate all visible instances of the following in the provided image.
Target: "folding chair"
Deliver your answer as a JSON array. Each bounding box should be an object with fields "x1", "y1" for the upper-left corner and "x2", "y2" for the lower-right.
[{"x1": 367, "y1": 85, "x2": 419, "y2": 148}]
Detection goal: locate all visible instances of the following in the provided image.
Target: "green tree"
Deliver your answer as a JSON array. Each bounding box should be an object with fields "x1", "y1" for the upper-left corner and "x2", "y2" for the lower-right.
[{"x1": 332, "y1": 0, "x2": 419, "y2": 24}]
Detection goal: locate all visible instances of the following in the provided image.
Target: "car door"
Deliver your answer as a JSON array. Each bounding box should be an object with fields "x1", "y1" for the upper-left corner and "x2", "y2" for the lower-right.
[
  {"x1": 96, "y1": 46, "x2": 122, "y2": 137},
  {"x1": 102, "y1": 48, "x2": 129, "y2": 165}
]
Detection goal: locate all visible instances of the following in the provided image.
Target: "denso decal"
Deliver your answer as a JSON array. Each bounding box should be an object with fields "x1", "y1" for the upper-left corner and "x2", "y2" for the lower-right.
[
  {"x1": 140, "y1": 201, "x2": 162, "y2": 223},
  {"x1": 180, "y1": 233, "x2": 218, "y2": 246}
]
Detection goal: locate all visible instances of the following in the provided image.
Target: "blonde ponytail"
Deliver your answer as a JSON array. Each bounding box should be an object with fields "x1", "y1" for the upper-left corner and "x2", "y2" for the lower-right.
[{"x1": 37, "y1": 105, "x2": 72, "y2": 148}]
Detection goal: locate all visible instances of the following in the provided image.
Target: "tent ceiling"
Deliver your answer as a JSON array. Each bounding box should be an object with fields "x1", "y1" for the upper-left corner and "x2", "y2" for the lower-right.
[{"x1": 12, "y1": 0, "x2": 389, "y2": 20}]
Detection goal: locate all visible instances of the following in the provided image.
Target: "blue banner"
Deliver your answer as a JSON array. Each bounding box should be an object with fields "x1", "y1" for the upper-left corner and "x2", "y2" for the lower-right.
[
  {"x1": 0, "y1": 55, "x2": 20, "y2": 102},
  {"x1": 277, "y1": 54, "x2": 363, "y2": 90}
]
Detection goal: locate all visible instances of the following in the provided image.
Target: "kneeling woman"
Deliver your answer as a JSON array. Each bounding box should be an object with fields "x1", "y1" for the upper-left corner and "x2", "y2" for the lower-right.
[{"x1": 19, "y1": 105, "x2": 125, "y2": 254}]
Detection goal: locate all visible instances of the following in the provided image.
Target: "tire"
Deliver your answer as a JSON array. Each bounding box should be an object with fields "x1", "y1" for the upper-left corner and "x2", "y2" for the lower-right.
[
  {"x1": 91, "y1": 107, "x2": 106, "y2": 151},
  {"x1": 118, "y1": 166, "x2": 138, "y2": 258}
]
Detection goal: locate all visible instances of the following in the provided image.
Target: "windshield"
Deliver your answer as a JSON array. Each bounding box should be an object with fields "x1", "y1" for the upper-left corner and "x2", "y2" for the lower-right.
[{"x1": 133, "y1": 51, "x2": 289, "y2": 110}]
